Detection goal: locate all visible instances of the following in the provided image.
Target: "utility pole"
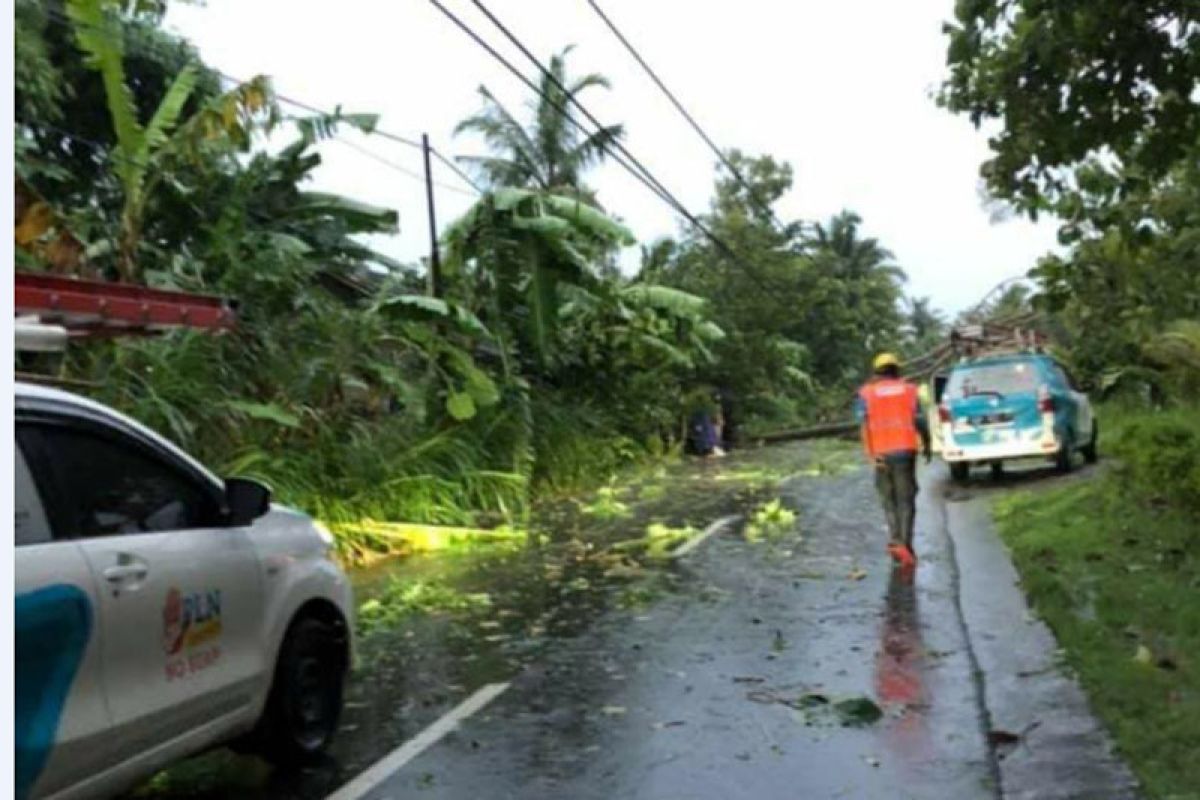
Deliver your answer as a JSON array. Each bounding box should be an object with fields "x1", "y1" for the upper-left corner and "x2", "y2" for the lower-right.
[{"x1": 421, "y1": 133, "x2": 443, "y2": 297}]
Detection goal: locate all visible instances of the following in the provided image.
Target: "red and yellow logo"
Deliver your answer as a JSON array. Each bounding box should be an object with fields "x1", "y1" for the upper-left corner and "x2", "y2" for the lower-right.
[{"x1": 162, "y1": 587, "x2": 222, "y2": 657}]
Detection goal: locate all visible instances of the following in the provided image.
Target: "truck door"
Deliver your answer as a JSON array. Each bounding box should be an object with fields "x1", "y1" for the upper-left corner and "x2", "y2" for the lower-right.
[
  {"x1": 18, "y1": 414, "x2": 267, "y2": 769},
  {"x1": 15, "y1": 434, "x2": 113, "y2": 799}
]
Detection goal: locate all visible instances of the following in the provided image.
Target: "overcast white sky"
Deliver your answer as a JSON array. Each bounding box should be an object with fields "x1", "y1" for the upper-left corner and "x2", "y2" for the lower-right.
[{"x1": 166, "y1": 0, "x2": 1059, "y2": 314}]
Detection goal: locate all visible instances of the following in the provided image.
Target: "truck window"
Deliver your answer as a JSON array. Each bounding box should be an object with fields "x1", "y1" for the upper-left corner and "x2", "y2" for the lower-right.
[
  {"x1": 14, "y1": 442, "x2": 52, "y2": 546},
  {"x1": 22, "y1": 422, "x2": 221, "y2": 539},
  {"x1": 946, "y1": 361, "x2": 1040, "y2": 398}
]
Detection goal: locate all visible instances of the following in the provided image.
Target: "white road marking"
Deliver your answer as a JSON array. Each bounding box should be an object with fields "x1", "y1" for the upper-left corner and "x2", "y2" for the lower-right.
[
  {"x1": 326, "y1": 681, "x2": 510, "y2": 800},
  {"x1": 671, "y1": 514, "x2": 741, "y2": 559}
]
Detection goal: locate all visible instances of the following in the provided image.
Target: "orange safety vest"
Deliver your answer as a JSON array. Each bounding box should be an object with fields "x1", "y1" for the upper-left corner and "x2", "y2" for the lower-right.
[{"x1": 858, "y1": 378, "x2": 920, "y2": 457}]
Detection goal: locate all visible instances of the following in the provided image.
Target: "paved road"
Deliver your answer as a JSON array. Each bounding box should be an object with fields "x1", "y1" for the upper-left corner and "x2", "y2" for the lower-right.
[
  {"x1": 125, "y1": 446, "x2": 1138, "y2": 799},
  {"x1": 350, "y1": 459, "x2": 1138, "y2": 800}
]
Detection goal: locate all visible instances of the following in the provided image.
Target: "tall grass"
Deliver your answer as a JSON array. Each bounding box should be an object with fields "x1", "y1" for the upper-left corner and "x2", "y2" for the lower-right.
[{"x1": 63, "y1": 327, "x2": 683, "y2": 562}]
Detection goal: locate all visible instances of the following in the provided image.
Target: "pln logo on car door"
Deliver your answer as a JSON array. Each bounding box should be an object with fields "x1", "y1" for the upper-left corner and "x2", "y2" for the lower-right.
[{"x1": 162, "y1": 587, "x2": 223, "y2": 681}]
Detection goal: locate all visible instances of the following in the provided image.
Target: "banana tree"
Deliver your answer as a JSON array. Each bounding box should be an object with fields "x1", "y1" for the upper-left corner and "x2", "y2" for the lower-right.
[
  {"x1": 442, "y1": 187, "x2": 635, "y2": 370},
  {"x1": 67, "y1": 0, "x2": 275, "y2": 282}
]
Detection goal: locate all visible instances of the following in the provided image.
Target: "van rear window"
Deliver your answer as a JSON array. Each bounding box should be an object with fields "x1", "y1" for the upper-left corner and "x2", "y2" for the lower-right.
[{"x1": 946, "y1": 362, "x2": 1039, "y2": 398}]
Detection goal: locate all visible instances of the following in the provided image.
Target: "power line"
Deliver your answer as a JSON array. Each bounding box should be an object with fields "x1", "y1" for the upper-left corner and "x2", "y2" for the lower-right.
[
  {"x1": 460, "y1": 0, "x2": 698, "y2": 214},
  {"x1": 330, "y1": 136, "x2": 477, "y2": 197},
  {"x1": 462, "y1": 0, "x2": 787, "y2": 292},
  {"x1": 217, "y1": 70, "x2": 484, "y2": 195},
  {"x1": 584, "y1": 0, "x2": 793, "y2": 236},
  {"x1": 432, "y1": 0, "x2": 781, "y2": 293},
  {"x1": 36, "y1": 6, "x2": 482, "y2": 195},
  {"x1": 425, "y1": 0, "x2": 674, "y2": 207},
  {"x1": 429, "y1": 147, "x2": 484, "y2": 196},
  {"x1": 328, "y1": 137, "x2": 425, "y2": 182}
]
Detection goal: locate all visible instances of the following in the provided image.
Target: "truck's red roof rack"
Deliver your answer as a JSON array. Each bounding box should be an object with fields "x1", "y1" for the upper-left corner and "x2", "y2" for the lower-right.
[{"x1": 14, "y1": 272, "x2": 236, "y2": 338}]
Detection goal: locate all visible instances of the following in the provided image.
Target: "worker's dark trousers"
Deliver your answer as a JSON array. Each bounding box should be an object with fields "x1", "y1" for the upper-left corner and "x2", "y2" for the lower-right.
[{"x1": 875, "y1": 453, "x2": 918, "y2": 548}]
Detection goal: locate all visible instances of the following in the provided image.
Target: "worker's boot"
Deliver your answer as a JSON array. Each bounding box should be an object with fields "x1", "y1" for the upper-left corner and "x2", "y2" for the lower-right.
[{"x1": 888, "y1": 543, "x2": 916, "y2": 569}]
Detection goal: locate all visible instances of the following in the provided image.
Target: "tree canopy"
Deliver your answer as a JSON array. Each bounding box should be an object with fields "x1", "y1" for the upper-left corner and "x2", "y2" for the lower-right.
[
  {"x1": 940, "y1": 0, "x2": 1200, "y2": 215},
  {"x1": 454, "y1": 45, "x2": 624, "y2": 196},
  {"x1": 13, "y1": 2, "x2": 935, "y2": 557}
]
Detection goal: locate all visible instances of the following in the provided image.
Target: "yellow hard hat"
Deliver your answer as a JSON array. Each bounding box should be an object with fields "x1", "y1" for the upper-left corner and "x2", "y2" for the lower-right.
[{"x1": 872, "y1": 352, "x2": 901, "y2": 371}]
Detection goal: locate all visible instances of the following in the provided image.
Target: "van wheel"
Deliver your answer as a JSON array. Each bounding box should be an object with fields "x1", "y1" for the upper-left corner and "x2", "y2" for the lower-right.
[
  {"x1": 1055, "y1": 433, "x2": 1075, "y2": 474},
  {"x1": 1080, "y1": 421, "x2": 1099, "y2": 464},
  {"x1": 950, "y1": 462, "x2": 970, "y2": 483},
  {"x1": 253, "y1": 617, "x2": 346, "y2": 767}
]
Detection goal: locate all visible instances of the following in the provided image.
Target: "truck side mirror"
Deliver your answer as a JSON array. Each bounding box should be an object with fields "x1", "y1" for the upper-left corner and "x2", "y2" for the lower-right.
[{"x1": 224, "y1": 477, "x2": 272, "y2": 526}]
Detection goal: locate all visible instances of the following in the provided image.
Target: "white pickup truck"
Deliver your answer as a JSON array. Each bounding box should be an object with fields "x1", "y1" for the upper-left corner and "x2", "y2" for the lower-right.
[{"x1": 14, "y1": 383, "x2": 354, "y2": 800}]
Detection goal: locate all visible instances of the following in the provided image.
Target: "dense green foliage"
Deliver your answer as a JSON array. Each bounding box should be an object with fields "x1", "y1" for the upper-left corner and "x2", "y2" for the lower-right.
[
  {"x1": 941, "y1": 0, "x2": 1199, "y2": 401},
  {"x1": 653, "y1": 152, "x2": 908, "y2": 425},
  {"x1": 1110, "y1": 405, "x2": 1200, "y2": 516},
  {"x1": 1030, "y1": 161, "x2": 1200, "y2": 393},
  {"x1": 940, "y1": 0, "x2": 1199, "y2": 215},
  {"x1": 14, "y1": 1, "x2": 922, "y2": 557},
  {"x1": 948, "y1": 11, "x2": 1200, "y2": 789}
]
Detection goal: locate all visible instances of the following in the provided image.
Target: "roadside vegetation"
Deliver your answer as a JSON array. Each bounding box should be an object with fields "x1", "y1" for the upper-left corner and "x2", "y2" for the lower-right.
[
  {"x1": 994, "y1": 406, "x2": 1200, "y2": 797},
  {"x1": 14, "y1": 0, "x2": 934, "y2": 558},
  {"x1": 942, "y1": 2, "x2": 1199, "y2": 794}
]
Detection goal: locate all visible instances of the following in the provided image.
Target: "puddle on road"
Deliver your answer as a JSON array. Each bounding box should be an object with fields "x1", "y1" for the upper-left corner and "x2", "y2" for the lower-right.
[{"x1": 126, "y1": 441, "x2": 857, "y2": 800}]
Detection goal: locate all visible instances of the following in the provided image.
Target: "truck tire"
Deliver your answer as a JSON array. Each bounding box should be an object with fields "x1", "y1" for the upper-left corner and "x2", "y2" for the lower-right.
[
  {"x1": 950, "y1": 462, "x2": 970, "y2": 483},
  {"x1": 1055, "y1": 433, "x2": 1075, "y2": 474},
  {"x1": 253, "y1": 616, "x2": 347, "y2": 767},
  {"x1": 1080, "y1": 421, "x2": 1099, "y2": 464}
]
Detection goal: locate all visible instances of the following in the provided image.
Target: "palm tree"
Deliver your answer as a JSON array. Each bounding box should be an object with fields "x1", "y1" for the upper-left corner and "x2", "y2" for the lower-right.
[
  {"x1": 637, "y1": 237, "x2": 677, "y2": 283},
  {"x1": 906, "y1": 296, "x2": 948, "y2": 347},
  {"x1": 802, "y1": 211, "x2": 907, "y2": 378},
  {"x1": 809, "y1": 211, "x2": 904, "y2": 282},
  {"x1": 454, "y1": 46, "x2": 624, "y2": 194}
]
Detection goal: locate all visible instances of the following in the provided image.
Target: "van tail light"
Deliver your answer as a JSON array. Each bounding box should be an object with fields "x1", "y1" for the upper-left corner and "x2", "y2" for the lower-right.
[
  {"x1": 1038, "y1": 387, "x2": 1055, "y2": 413},
  {"x1": 938, "y1": 404, "x2": 951, "y2": 423}
]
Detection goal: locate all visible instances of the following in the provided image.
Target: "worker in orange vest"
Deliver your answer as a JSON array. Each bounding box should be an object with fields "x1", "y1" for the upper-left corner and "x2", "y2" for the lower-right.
[{"x1": 855, "y1": 353, "x2": 931, "y2": 568}]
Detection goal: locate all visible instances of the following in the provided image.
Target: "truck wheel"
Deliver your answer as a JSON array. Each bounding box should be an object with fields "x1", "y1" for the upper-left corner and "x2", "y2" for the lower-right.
[
  {"x1": 950, "y1": 462, "x2": 970, "y2": 483},
  {"x1": 1055, "y1": 433, "x2": 1075, "y2": 474},
  {"x1": 254, "y1": 616, "x2": 347, "y2": 767},
  {"x1": 1080, "y1": 421, "x2": 1099, "y2": 464}
]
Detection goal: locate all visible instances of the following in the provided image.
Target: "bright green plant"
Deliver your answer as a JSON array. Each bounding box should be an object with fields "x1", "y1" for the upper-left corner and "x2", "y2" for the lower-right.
[
  {"x1": 745, "y1": 498, "x2": 797, "y2": 542},
  {"x1": 66, "y1": 0, "x2": 275, "y2": 281}
]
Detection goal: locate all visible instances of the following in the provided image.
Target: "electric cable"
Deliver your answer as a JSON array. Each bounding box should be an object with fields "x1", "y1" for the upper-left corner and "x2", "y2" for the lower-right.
[
  {"x1": 330, "y1": 136, "x2": 478, "y2": 197},
  {"x1": 433, "y1": 0, "x2": 783, "y2": 293},
  {"x1": 584, "y1": 0, "x2": 793, "y2": 235}
]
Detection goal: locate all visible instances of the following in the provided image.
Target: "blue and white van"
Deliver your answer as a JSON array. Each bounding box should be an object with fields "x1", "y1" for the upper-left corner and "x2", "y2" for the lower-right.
[{"x1": 937, "y1": 353, "x2": 1098, "y2": 481}]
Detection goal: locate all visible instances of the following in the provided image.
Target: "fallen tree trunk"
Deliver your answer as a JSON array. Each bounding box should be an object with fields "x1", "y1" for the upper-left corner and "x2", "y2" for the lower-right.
[{"x1": 746, "y1": 420, "x2": 858, "y2": 445}]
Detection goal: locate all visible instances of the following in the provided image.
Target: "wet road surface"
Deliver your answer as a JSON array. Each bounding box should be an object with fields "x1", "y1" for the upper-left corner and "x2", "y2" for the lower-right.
[
  {"x1": 128, "y1": 444, "x2": 1138, "y2": 799},
  {"x1": 356, "y1": 460, "x2": 996, "y2": 800}
]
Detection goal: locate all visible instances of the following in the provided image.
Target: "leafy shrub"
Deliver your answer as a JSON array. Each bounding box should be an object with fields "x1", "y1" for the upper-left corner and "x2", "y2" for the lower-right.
[{"x1": 1109, "y1": 407, "x2": 1200, "y2": 516}]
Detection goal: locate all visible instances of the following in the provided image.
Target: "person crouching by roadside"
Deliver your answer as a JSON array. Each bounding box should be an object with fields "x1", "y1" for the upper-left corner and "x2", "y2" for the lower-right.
[{"x1": 685, "y1": 389, "x2": 726, "y2": 458}]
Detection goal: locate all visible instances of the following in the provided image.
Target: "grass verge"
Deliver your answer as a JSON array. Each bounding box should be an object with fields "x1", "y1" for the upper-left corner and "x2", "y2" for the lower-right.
[{"x1": 994, "y1": 475, "x2": 1199, "y2": 799}]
